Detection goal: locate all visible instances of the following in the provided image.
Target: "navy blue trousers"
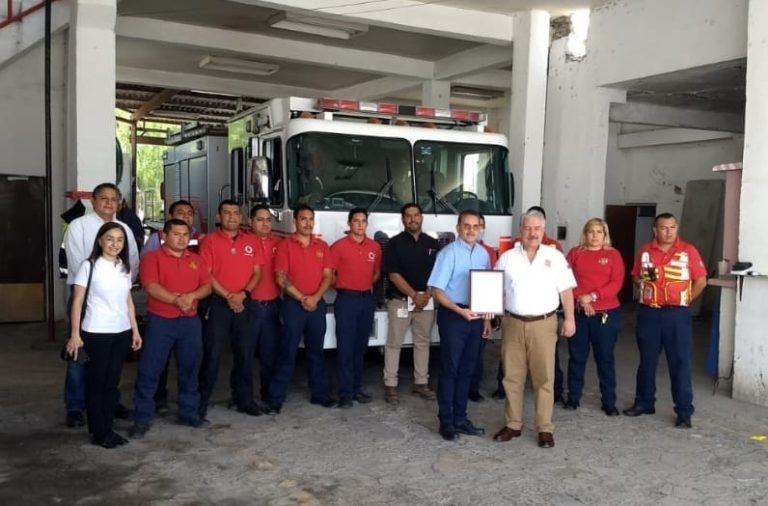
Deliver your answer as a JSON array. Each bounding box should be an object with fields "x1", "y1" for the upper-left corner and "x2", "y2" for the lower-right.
[
  {"x1": 334, "y1": 291, "x2": 375, "y2": 400},
  {"x1": 567, "y1": 309, "x2": 620, "y2": 406},
  {"x1": 633, "y1": 305, "x2": 694, "y2": 417},
  {"x1": 249, "y1": 299, "x2": 282, "y2": 401},
  {"x1": 268, "y1": 298, "x2": 330, "y2": 407},
  {"x1": 133, "y1": 315, "x2": 202, "y2": 424},
  {"x1": 198, "y1": 296, "x2": 253, "y2": 413},
  {"x1": 436, "y1": 307, "x2": 483, "y2": 427}
]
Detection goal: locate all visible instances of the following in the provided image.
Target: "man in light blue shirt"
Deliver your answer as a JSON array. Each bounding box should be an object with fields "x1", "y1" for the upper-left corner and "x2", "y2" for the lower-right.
[{"x1": 427, "y1": 210, "x2": 492, "y2": 441}]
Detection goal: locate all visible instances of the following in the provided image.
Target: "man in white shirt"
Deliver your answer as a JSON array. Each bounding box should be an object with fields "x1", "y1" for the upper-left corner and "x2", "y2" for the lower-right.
[
  {"x1": 492, "y1": 209, "x2": 576, "y2": 449},
  {"x1": 63, "y1": 182, "x2": 139, "y2": 428}
]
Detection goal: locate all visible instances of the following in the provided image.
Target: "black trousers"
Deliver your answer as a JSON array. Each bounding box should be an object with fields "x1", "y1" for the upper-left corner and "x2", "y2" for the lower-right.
[{"x1": 82, "y1": 330, "x2": 131, "y2": 442}]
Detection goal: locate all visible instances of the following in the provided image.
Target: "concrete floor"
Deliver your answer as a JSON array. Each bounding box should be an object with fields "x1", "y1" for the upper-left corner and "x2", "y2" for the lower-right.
[{"x1": 1, "y1": 309, "x2": 767, "y2": 505}]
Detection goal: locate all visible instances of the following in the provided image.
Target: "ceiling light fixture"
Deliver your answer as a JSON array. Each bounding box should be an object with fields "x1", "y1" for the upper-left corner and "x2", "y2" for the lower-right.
[
  {"x1": 267, "y1": 11, "x2": 368, "y2": 40},
  {"x1": 198, "y1": 55, "x2": 279, "y2": 76}
]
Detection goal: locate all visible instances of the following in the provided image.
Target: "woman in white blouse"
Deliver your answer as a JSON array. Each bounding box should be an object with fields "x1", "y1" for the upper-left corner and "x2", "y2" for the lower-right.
[{"x1": 66, "y1": 222, "x2": 142, "y2": 448}]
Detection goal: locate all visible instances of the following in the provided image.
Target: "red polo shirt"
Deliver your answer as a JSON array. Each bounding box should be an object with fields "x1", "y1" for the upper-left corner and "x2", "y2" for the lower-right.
[
  {"x1": 140, "y1": 247, "x2": 211, "y2": 318},
  {"x1": 566, "y1": 247, "x2": 625, "y2": 311},
  {"x1": 199, "y1": 230, "x2": 263, "y2": 294},
  {"x1": 331, "y1": 234, "x2": 382, "y2": 291},
  {"x1": 251, "y1": 233, "x2": 281, "y2": 301},
  {"x1": 274, "y1": 234, "x2": 333, "y2": 295}
]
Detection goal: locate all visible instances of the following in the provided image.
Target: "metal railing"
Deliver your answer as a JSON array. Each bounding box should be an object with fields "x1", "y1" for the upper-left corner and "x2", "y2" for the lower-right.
[{"x1": 0, "y1": 0, "x2": 59, "y2": 30}]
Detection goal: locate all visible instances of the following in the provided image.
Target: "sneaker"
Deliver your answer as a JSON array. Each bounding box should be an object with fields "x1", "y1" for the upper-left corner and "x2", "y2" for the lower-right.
[
  {"x1": 413, "y1": 384, "x2": 436, "y2": 400},
  {"x1": 384, "y1": 386, "x2": 400, "y2": 405},
  {"x1": 129, "y1": 422, "x2": 149, "y2": 439},
  {"x1": 337, "y1": 398, "x2": 353, "y2": 409},
  {"x1": 353, "y1": 392, "x2": 373, "y2": 404},
  {"x1": 108, "y1": 431, "x2": 129, "y2": 446},
  {"x1": 468, "y1": 391, "x2": 485, "y2": 402},
  {"x1": 66, "y1": 411, "x2": 85, "y2": 428},
  {"x1": 177, "y1": 416, "x2": 210, "y2": 428}
]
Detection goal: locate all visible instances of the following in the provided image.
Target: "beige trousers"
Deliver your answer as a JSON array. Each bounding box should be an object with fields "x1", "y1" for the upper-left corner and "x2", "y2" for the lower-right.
[
  {"x1": 383, "y1": 298, "x2": 434, "y2": 387},
  {"x1": 501, "y1": 314, "x2": 558, "y2": 433}
]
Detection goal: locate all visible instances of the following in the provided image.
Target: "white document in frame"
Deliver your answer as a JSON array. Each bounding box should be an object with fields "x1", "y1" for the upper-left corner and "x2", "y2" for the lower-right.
[{"x1": 408, "y1": 292, "x2": 434, "y2": 311}]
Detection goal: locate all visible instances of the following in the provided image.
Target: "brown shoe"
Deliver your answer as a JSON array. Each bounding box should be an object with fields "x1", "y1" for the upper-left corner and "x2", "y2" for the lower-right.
[
  {"x1": 538, "y1": 432, "x2": 555, "y2": 448},
  {"x1": 384, "y1": 386, "x2": 399, "y2": 405},
  {"x1": 493, "y1": 426, "x2": 522, "y2": 442},
  {"x1": 412, "y1": 384, "x2": 436, "y2": 400}
]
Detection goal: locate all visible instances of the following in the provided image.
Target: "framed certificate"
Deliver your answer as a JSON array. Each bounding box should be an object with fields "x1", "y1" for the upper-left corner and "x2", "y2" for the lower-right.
[{"x1": 469, "y1": 269, "x2": 504, "y2": 315}]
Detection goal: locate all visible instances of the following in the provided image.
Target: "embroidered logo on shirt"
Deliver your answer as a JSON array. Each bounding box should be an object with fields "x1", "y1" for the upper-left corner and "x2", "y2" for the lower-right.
[
  {"x1": 599, "y1": 257, "x2": 609, "y2": 265},
  {"x1": 188, "y1": 261, "x2": 198, "y2": 271},
  {"x1": 545, "y1": 259, "x2": 551, "y2": 267},
  {"x1": 316, "y1": 250, "x2": 324, "y2": 259},
  {"x1": 244, "y1": 245, "x2": 254, "y2": 256},
  {"x1": 367, "y1": 251, "x2": 376, "y2": 262}
]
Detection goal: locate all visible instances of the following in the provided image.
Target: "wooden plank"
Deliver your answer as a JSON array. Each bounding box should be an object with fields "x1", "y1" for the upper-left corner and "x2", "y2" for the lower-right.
[{"x1": 130, "y1": 88, "x2": 178, "y2": 122}]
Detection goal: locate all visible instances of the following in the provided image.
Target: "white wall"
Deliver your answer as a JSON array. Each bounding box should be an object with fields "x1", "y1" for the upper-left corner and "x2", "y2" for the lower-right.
[
  {"x1": 0, "y1": 32, "x2": 69, "y2": 319},
  {"x1": 605, "y1": 124, "x2": 743, "y2": 218}
]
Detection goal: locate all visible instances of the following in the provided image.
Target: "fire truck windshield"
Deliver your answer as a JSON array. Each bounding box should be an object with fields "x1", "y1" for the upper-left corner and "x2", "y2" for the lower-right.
[
  {"x1": 414, "y1": 141, "x2": 511, "y2": 215},
  {"x1": 287, "y1": 132, "x2": 412, "y2": 212}
]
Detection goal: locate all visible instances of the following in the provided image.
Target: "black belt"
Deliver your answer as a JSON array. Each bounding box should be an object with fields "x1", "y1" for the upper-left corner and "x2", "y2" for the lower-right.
[
  {"x1": 252, "y1": 298, "x2": 278, "y2": 305},
  {"x1": 337, "y1": 289, "x2": 372, "y2": 296},
  {"x1": 505, "y1": 310, "x2": 556, "y2": 322}
]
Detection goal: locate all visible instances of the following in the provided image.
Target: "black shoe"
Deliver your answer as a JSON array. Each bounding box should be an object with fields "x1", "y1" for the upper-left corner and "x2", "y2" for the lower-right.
[
  {"x1": 113, "y1": 403, "x2": 132, "y2": 420},
  {"x1": 491, "y1": 388, "x2": 506, "y2": 400},
  {"x1": 93, "y1": 434, "x2": 121, "y2": 449},
  {"x1": 439, "y1": 425, "x2": 459, "y2": 441},
  {"x1": 674, "y1": 415, "x2": 692, "y2": 428},
  {"x1": 155, "y1": 398, "x2": 170, "y2": 415},
  {"x1": 622, "y1": 405, "x2": 656, "y2": 417},
  {"x1": 601, "y1": 404, "x2": 620, "y2": 416},
  {"x1": 554, "y1": 393, "x2": 566, "y2": 407},
  {"x1": 108, "y1": 431, "x2": 129, "y2": 446},
  {"x1": 177, "y1": 415, "x2": 210, "y2": 428},
  {"x1": 237, "y1": 404, "x2": 263, "y2": 416},
  {"x1": 338, "y1": 398, "x2": 353, "y2": 409},
  {"x1": 310, "y1": 398, "x2": 337, "y2": 408},
  {"x1": 66, "y1": 411, "x2": 85, "y2": 428},
  {"x1": 564, "y1": 399, "x2": 579, "y2": 410},
  {"x1": 128, "y1": 422, "x2": 149, "y2": 439},
  {"x1": 454, "y1": 420, "x2": 485, "y2": 436},
  {"x1": 468, "y1": 391, "x2": 485, "y2": 402},
  {"x1": 265, "y1": 403, "x2": 281, "y2": 415},
  {"x1": 353, "y1": 392, "x2": 373, "y2": 404}
]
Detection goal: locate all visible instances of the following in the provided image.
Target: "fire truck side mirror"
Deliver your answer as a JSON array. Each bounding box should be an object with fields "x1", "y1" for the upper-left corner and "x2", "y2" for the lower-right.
[{"x1": 248, "y1": 156, "x2": 270, "y2": 202}]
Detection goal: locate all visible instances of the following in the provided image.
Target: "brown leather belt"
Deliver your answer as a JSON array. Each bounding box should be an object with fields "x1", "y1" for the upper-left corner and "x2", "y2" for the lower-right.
[{"x1": 505, "y1": 310, "x2": 556, "y2": 322}]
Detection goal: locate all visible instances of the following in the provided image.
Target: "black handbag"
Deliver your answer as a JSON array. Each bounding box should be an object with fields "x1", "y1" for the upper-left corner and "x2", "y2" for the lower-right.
[{"x1": 60, "y1": 259, "x2": 94, "y2": 363}]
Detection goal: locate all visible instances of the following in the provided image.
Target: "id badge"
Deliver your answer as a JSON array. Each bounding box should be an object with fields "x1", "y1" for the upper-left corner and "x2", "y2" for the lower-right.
[{"x1": 396, "y1": 307, "x2": 409, "y2": 319}]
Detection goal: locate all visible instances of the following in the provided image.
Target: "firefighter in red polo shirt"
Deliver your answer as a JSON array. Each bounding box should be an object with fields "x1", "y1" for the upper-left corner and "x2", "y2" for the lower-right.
[
  {"x1": 331, "y1": 208, "x2": 382, "y2": 408},
  {"x1": 130, "y1": 219, "x2": 212, "y2": 438},
  {"x1": 198, "y1": 200, "x2": 264, "y2": 418},
  {"x1": 623, "y1": 213, "x2": 707, "y2": 428},
  {"x1": 267, "y1": 205, "x2": 336, "y2": 412}
]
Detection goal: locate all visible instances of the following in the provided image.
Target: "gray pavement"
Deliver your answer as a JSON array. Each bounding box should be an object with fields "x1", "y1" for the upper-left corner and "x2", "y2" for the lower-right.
[{"x1": 1, "y1": 309, "x2": 767, "y2": 505}]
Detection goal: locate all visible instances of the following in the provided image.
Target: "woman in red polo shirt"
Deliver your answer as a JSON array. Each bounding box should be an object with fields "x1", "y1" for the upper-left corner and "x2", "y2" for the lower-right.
[{"x1": 564, "y1": 218, "x2": 625, "y2": 416}]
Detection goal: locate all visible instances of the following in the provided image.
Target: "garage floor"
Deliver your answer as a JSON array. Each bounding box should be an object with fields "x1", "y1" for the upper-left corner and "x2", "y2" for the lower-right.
[{"x1": 1, "y1": 310, "x2": 767, "y2": 505}]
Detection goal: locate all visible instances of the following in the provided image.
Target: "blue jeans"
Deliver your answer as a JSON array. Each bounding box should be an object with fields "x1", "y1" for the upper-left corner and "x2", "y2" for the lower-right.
[
  {"x1": 268, "y1": 297, "x2": 329, "y2": 407},
  {"x1": 436, "y1": 307, "x2": 483, "y2": 427},
  {"x1": 249, "y1": 299, "x2": 282, "y2": 401},
  {"x1": 633, "y1": 305, "x2": 694, "y2": 417},
  {"x1": 198, "y1": 296, "x2": 253, "y2": 413},
  {"x1": 567, "y1": 309, "x2": 620, "y2": 406},
  {"x1": 334, "y1": 291, "x2": 375, "y2": 400},
  {"x1": 133, "y1": 315, "x2": 202, "y2": 424}
]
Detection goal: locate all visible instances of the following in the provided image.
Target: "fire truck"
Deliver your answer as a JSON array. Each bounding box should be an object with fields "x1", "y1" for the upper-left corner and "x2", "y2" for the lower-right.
[{"x1": 227, "y1": 97, "x2": 513, "y2": 348}]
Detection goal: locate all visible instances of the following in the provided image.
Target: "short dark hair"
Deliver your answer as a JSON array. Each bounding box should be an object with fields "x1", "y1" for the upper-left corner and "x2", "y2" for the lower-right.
[
  {"x1": 218, "y1": 199, "x2": 240, "y2": 213},
  {"x1": 293, "y1": 204, "x2": 314, "y2": 218},
  {"x1": 457, "y1": 209, "x2": 481, "y2": 225},
  {"x1": 478, "y1": 212, "x2": 486, "y2": 225},
  {"x1": 526, "y1": 205, "x2": 546, "y2": 219},
  {"x1": 92, "y1": 182, "x2": 120, "y2": 199},
  {"x1": 163, "y1": 218, "x2": 190, "y2": 234},
  {"x1": 654, "y1": 212, "x2": 677, "y2": 225},
  {"x1": 88, "y1": 222, "x2": 130, "y2": 275},
  {"x1": 250, "y1": 204, "x2": 271, "y2": 219},
  {"x1": 400, "y1": 202, "x2": 422, "y2": 217},
  {"x1": 169, "y1": 200, "x2": 193, "y2": 215},
  {"x1": 348, "y1": 208, "x2": 367, "y2": 223}
]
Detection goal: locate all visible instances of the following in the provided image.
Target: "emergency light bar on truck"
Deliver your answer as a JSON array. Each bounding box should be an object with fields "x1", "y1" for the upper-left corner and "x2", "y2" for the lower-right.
[{"x1": 315, "y1": 98, "x2": 486, "y2": 125}]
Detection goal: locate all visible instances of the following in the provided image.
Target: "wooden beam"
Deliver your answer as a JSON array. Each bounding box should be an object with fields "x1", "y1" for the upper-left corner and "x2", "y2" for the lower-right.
[
  {"x1": 130, "y1": 88, "x2": 178, "y2": 121},
  {"x1": 137, "y1": 135, "x2": 168, "y2": 146}
]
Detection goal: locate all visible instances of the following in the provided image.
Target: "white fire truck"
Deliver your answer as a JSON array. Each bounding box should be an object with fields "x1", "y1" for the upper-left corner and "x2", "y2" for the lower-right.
[{"x1": 227, "y1": 97, "x2": 513, "y2": 348}]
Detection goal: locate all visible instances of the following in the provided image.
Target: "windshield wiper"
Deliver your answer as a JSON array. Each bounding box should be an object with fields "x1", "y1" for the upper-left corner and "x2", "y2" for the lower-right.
[
  {"x1": 429, "y1": 159, "x2": 458, "y2": 214},
  {"x1": 368, "y1": 157, "x2": 394, "y2": 214}
]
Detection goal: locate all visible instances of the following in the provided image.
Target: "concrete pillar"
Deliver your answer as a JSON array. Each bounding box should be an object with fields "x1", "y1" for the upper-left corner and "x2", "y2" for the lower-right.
[
  {"x1": 66, "y1": 0, "x2": 117, "y2": 197},
  {"x1": 508, "y1": 10, "x2": 549, "y2": 226},
  {"x1": 732, "y1": 0, "x2": 768, "y2": 406},
  {"x1": 421, "y1": 80, "x2": 451, "y2": 109}
]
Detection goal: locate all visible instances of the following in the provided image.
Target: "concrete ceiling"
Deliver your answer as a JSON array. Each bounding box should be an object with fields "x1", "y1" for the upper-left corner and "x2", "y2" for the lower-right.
[{"x1": 114, "y1": 0, "x2": 746, "y2": 127}]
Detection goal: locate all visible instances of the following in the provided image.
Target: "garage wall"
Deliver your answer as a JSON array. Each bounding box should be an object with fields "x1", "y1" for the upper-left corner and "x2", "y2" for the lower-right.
[
  {"x1": 0, "y1": 33, "x2": 69, "y2": 319},
  {"x1": 604, "y1": 123, "x2": 743, "y2": 217}
]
